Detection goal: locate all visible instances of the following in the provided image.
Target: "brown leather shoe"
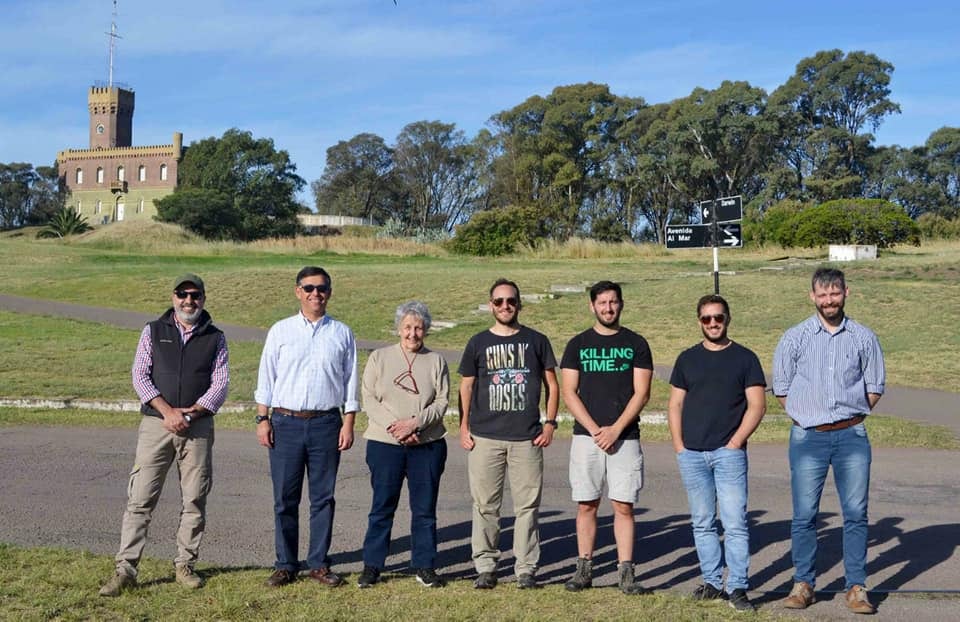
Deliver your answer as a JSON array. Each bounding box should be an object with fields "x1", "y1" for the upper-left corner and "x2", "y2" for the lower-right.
[
  {"x1": 308, "y1": 567, "x2": 344, "y2": 587},
  {"x1": 846, "y1": 585, "x2": 876, "y2": 614},
  {"x1": 783, "y1": 581, "x2": 815, "y2": 609},
  {"x1": 265, "y1": 569, "x2": 297, "y2": 588}
]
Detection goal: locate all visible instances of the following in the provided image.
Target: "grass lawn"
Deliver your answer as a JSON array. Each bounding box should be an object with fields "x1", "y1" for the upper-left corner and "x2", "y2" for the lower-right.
[{"x1": 0, "y1": 543, "x2": 784, "y2": 621}]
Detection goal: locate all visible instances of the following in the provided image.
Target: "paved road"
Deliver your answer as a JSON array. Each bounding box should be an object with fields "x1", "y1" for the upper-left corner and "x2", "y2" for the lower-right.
[
  {"x1": 2, "y1": 427, "x2": 959, "y2": 619},
  {"x1": 2, "y1": 293, "x2": 959, "y2": 436}
]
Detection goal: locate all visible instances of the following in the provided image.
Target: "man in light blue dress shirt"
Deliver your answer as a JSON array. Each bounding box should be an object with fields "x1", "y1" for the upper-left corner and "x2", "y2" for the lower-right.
[
  {"x1": 255, "y1": 266, "x2": 360, "y2": 588},
  {"x1": 773, "y1": 267, "x2": 885, "y2": 615}
]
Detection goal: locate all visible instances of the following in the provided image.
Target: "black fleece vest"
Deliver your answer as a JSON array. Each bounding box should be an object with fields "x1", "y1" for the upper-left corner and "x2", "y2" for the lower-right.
[{"x1": 140, "y1": 308, "x2": 222, "y2": 417}]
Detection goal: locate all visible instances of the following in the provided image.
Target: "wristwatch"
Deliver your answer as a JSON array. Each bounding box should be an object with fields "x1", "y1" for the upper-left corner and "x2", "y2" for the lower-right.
[
  {"x1": 543, "y1": 419, "x2": 558, "y2": 428},
  {"x1": 255, "y1": 414, "x2": 270, "y2": 424},
  {"x1": 183, "y1": 414, "x2": 192, "y2": 424}
]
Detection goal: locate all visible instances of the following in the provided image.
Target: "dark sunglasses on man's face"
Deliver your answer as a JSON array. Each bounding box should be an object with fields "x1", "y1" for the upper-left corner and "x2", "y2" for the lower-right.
[
  {"x1": 492, "y1": 297, "x2": 518, "y2": 308},
  {"x1": 174, "y1": 290, "x2": 204, "y2": 301},
  {"x1": 300, "y1": 283, "x2": 330, "y2": 294},
  {"x1": 699, "y1": 313, "x2": 726, "y2": 325}
]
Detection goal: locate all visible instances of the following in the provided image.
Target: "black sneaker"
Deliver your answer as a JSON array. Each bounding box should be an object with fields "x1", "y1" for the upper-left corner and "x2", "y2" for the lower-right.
[
  {"x1": 357, "y1": 566, "x2": 380, "y2": 588},
  {"x1": 516, "y1": 573, "x2": 539, "y2": 589},
  {"x1": 727, "y1": 588, "x2": 756, "y2": 612},
  {"x1": 474, "y1": 572, "x2": 497, "y2": 589},
  {"x1": 415, "y1": 568, "x2": 446, "y2": 588},
  {"x1": 692, "y1": 583, "x2": 725, "y2": 600}
]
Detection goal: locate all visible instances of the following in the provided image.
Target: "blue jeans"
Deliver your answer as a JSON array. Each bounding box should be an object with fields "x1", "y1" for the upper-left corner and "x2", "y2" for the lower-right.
[
  {"x1": 269, "y1": 412, "x2": 342, "y2": 572},
  {"x1": 363, "y1": 439, "x2": 447, "y2": 570},
  {"x1": 676, "y1": 447, "x2": 750, "y2": 591},
  {"x1": 789, "y1": 423, "x2": 871, "y2": 590}
]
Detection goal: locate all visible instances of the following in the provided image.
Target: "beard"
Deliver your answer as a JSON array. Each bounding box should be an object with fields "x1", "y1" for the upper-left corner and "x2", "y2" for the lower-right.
[
  {"x1": 816, "y1": 300, "x2": 845, "y2": 322},
  {"x1": 701, "y1": 325, "x2": 728, "y2": 344},
  {"x1": 175, "y1": 306, "x2": 203, "y2": 325},
  {"x1": 594, "y1": 310, "x2": 621, "y2": 328}
]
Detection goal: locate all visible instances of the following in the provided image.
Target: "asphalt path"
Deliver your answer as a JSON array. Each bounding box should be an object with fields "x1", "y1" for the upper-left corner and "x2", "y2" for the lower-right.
[
  {"x1": 2, "y1": 293, "x2": 958, "y2": 437},
  {"x1": 2, "y1": 293, "x2": 960, "y2": 619}
]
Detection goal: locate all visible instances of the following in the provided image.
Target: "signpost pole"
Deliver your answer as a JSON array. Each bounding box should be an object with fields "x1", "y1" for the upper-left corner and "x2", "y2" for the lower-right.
[
  {"x1": 711, "y1": 199, "x2": 720, "y2": 294},
  {"x1": 713, "y1": 246, "x2": 720, "y2": 294}
]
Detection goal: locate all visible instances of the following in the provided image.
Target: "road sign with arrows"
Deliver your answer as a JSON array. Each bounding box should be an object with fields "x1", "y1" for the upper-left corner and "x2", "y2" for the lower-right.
[{"x1": 699, "y1": 195, "x2": 743, "y2": 223}]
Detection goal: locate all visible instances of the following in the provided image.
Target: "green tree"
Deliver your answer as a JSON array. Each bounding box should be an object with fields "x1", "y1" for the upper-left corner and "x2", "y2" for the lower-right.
[
  {"x1": 0, "y1": 163, "x2": 64, "y2": 230},
  {"x1": 36, "y1": 206, "x2": 92, "y2": 238},
  {"x1": 155, "y1": 189, "x2": 239, "y2": 240},
  {"x1": 768, "y1": 50, "x2": 900, "y2": 201},
  {"x1": 160, "y1": 129, "x2": 305, "y2": 240},
  {"x1": 311, "y1": 133, "x2": 396, "y2": 223},
  {"x1": 925, "y1": 126, "x2": 960, "y2": 217},
  {"x1": 393, "y1": 120, "x2": 483, "y2": 232}
]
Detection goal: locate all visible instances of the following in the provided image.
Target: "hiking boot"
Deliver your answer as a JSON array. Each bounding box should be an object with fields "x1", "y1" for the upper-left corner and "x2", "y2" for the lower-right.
[
  {"x1": 516, "y1": 573, "x2": 539, "y2": 589},
  {"x1": 692, "y1": 583, "x2": 725, "y2": 600},
  {"x1": 264, "y1": 569, "x2": 297, "y2": 588},
  {"x1": 783, "y1": 581, "x2": 815, "y2": 609},
  {"x1": 415, "y1": 568, "x2": 446, "y2": 588},
  {"x1": 727, "y1": 588, "x2": 756, "y2": 612},
  {"x1": 617, "y1": 562, "x2": 651, "y2": 595},
  {"x1": 357, "y1": 565, "x2": 380, "y2": 588},
  {"x1": 307, "y1": 567, "x2": 344, "y2": 587},
  {"x1": 99, "y1": 571, "x2": 136, "y2": 597},
  {"x1": 564, "y1": 557, "x2": 593, "y2": 592},
  {"x1": 474, "y1": 571, "x2": 497, "y2": 589},
  {"x1": 845, "y1": 585, "x2": 876, "y2": 614},
  {"x1": 175, "y1": 565, "x2": 204, "y2": 589}
]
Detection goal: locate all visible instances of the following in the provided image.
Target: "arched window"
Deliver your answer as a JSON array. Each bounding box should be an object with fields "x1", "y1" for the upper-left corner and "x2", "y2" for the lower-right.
[
  {"x1": 137, "y1": 198, "x2": 144, "y2": 213},
  {"x1": 76, "y1": 200, "x2": 82, "y2": 214},
  {"x1": 76, "y1": 168, "x2": 83, "y2": 184},
  {"x1": 97, "y1": 167, "x2": 104, "y2": 184},
  {"x1": 138, "y1": 165, "x2": 146, "y2": 182},
  {"x1": 95, "y1": 200, "x2": 102, "y2": 215},
  {"x1": 117, "y1": 166, "x2": 125, "y2": 182},
  {"x1": 159, "y1": 163, "x2": 168, "y2": 181}
]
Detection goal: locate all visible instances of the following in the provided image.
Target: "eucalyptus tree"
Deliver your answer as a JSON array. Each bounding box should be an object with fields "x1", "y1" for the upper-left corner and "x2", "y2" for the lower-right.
[
  {"x1": 311, "y1": 133, "x2": 396, "y2": 222},
  {"x1": 768, "y1": 49, "x2": 900, "y2": 200},
  {"x1": 392, "y1": 120, "x2": 482, "y2": 232},
  {"x1": 925, "y1": 126, "x2": 960, "y2": 217}
]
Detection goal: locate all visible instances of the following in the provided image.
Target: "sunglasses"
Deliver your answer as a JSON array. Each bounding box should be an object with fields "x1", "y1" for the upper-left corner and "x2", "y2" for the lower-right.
[
  {"x1": 491, "y1": 297, "x2": 518, "y2": 308},
  {"x1": 174, "y1": 290, "x2": 204, "y2": 300},
  {"x1": 699, "y1": 313, "x2": 726, "y2": 325},
  {"x1": 299, "y1": 283, "x2": 330, "y2": 294}
]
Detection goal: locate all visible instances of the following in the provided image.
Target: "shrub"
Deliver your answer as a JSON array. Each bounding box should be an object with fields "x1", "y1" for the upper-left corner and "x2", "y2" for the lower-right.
[
  {"x1": 917, "y1": 213, "x2": 960, "y2": 240},
  {"x1": 446, "y1": 206, "x2": 547, "y2": 256},
  {"x1": 757, "y1": 199, "x2": 920, "y2": 249}
]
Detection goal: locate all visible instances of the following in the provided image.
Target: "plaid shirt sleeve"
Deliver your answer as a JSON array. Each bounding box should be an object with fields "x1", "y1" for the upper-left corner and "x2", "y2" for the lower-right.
[
  {"x1": 195, "y1": 333, "x2": 229, "y2": 414},
  {"x1": 131, "y1": 325, "x2": 161, "y2": 404}
]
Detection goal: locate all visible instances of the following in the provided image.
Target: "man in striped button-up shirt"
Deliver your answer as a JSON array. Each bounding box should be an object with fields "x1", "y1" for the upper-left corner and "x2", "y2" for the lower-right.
[{"x1": 773, "y1": 267, "x2": 885, "y2": 615}]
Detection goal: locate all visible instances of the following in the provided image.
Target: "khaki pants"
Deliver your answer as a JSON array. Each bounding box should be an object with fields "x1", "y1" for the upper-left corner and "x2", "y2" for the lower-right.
[
  {"x1": 115, "y1": 415, "x2": 214, "y2": 577},
  {"x1": 468, "y1": 435, "x2": 543, "y2": 576}
]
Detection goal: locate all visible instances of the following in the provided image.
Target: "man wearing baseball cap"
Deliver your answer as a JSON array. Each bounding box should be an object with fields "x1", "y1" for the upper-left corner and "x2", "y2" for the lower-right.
[{"x1": 99, "y1": 273, "x2": 230, "y2": 596}]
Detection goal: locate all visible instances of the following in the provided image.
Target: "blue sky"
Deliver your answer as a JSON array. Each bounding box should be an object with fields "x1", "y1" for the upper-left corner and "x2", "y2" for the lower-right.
[{"x1": 2, "y1": 0, "x2": 957, "y2": 204}]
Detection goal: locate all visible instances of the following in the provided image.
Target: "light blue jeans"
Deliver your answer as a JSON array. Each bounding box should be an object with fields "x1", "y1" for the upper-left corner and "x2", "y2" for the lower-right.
[
  {"x1": 789, "y1": 422, "x2": 871, "y2": 590},
  {"x1": 676, "y1": 447, "x2": 750, "y2": 591}
]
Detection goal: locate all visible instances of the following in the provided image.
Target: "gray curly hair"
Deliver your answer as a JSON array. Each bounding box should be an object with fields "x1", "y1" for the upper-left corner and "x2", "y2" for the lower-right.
[{"x1": 395, "y1": 300, "x2": 432, "y2": 333}]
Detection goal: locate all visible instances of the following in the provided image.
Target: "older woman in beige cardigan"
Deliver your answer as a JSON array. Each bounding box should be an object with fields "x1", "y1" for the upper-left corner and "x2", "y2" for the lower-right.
[{"x1": 358, "y1": 301, "x2": 449, "y2": 589}]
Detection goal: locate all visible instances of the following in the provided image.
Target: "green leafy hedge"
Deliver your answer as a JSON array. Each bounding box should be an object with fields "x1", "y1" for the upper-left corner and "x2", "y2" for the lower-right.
[
  {"x1": 446, "y1": 206, "x2": 547, "y2": 255},
  {"x1": 757, "y1": 199, "x2": 920, "y2": 248}
]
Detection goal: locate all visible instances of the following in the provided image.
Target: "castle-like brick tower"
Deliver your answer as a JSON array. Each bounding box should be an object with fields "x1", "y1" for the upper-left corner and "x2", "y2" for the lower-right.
[{"x1": 56, "y1": 3, "x2": 182, "y2": 224}]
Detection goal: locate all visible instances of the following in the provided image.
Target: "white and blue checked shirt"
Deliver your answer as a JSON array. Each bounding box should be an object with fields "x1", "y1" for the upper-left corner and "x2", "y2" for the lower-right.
[
  {"x1": 255, "y1": 312, "x2": 361, "y2": 413},
  {"x1": 773, "y1": 314, "x2": 885, "y2": 428}
]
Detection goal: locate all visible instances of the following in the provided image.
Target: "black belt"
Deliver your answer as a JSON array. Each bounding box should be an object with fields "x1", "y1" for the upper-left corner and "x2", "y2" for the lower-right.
[
  {"x1": 792, "y1": 414, "x2": 865, "y2": 432},
  {"x1": 273, "y1": 407, "x2": 340, "y2": 419}
]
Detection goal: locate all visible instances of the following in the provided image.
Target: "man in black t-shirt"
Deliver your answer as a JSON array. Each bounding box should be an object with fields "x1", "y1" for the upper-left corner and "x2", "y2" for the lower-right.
[
  {"x1": 459, "y1": 278, "x2": 559, "y2": 590},
  {"x1": 560, "y1": 281, "x2": 653, "y2": 595},
  {"x1": 668, "y1": 294, "x2": 766, "y2": 612}
]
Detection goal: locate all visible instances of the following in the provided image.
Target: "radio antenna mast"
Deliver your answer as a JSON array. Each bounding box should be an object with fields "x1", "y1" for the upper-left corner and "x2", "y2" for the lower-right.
[{"x1": 106, "y1": 0, "x2": 122, "y2": 87}]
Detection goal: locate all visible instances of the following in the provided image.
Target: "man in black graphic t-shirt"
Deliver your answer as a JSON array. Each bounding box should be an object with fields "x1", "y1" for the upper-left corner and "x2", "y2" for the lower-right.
[
  {"x1": 668, "y1": 294, "x2": 766, "y2": 612},
  {"x1": 560, "y1": 281, "x2": 653, "y2": 595},
  {"x1": 459, "y1": 278, "x2": 558, "y2": 590}
]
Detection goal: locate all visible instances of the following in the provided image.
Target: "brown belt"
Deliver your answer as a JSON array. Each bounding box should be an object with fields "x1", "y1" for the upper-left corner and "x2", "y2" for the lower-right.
[
  {"x1": 792, "y1": 414, "x2": 866, "y2": 432},
  {"x1": 273, "y1": 407, "x2": 339, "y2": 419}
]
